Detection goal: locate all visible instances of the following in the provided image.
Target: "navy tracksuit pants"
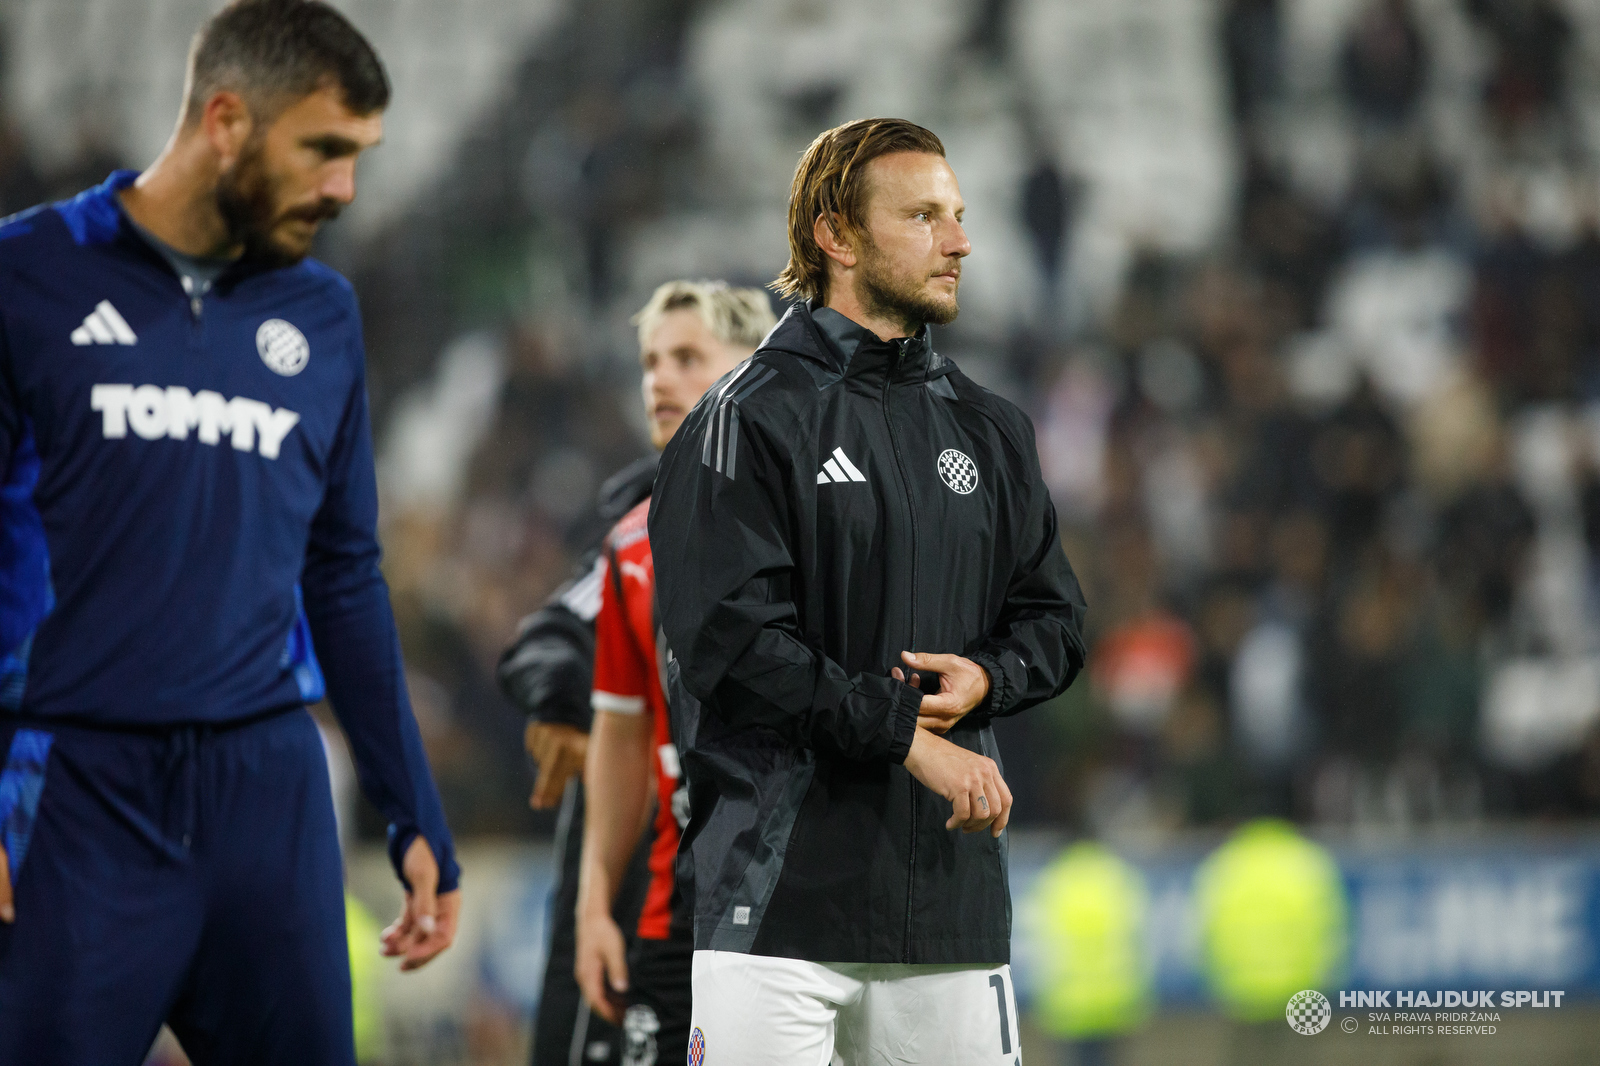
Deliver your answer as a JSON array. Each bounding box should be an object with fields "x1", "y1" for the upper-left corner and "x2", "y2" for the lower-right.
[{"x1": 0, "y1": 708, "x2": 354, "y2": 1065}]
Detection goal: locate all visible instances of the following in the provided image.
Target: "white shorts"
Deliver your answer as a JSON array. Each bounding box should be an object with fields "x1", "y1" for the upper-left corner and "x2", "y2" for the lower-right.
[{"x1": 688, "y1": 950, "x2": 1020, "y2": 1066}]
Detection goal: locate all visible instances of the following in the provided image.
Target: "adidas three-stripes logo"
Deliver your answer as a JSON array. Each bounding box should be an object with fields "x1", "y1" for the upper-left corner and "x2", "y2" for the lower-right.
[
  {"x1": 817, "y1": 447, "x2": 866, "y2": 485},
  {"x1": 71, "y1": 301, "x2": 138, "y2": 346}
]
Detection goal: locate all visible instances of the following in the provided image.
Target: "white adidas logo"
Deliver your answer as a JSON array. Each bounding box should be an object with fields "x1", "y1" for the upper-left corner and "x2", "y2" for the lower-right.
[
  {"x1": 817, "y1": 447, "x2": 867, "y2": 485},
  {"x1": 71, "y1": 301, "x2": 138, "y2": 346}
]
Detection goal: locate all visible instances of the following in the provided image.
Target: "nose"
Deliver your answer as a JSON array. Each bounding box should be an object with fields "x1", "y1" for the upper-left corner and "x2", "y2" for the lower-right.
[
  {"x1": 946, "y1": 220, "x2": 972, "y2": 260},
  {"x1": 650, "y1": 372, "x2": 676, "y2": 407},
  {"x1": 322, "y1": 160, "x2": 358, "y2": 206}
]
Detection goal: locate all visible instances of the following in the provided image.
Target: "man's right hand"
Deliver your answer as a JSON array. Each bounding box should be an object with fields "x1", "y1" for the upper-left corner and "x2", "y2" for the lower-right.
[
  {"x1": 574, "y1": 908, "x2": 629, "y2": 1024},
  {"x1": 524, "y1": 721, "x2": 589, "y2": 809},
  {"x1": 902, "y1": 728, "x2": 1013, "y2": 836},
  {"x1": 0, "y1": 841, "x2": 12, "y2": 923}
]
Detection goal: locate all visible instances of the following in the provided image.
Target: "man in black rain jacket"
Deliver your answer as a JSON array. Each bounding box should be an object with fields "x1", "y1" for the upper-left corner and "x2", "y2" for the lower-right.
[{"x1": 650, "y1": 118, "x2": 1087, "y2": 1064}]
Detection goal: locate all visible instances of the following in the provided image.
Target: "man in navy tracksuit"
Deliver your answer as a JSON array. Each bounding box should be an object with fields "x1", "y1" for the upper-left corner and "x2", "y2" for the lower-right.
[{"x1": 0, "y1": 2, "x2": 460, "y2": 1061}]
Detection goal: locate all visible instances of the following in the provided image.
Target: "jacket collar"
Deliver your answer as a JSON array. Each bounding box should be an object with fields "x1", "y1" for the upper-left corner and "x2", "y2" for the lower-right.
[
  {"x1": 62, "y1": 170, "x2": 294, "y2": 294},
  {"x1": 761, "y1": 300, "x2": 954, "y2": 386}
]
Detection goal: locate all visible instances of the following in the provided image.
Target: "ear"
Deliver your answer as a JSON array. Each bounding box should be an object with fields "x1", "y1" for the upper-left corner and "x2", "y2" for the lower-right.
[
  {"x1": 201, "y1": 90, "x2": 255, "y2": 171},
  {"x1": 813, "y1": 212, "x2": 858, "y2": 270}
]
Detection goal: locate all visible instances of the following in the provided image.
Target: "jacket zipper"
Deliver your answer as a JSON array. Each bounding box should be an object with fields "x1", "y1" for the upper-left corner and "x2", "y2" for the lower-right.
[
  {"x1": 883, "y1": 338, "x2": 920, "y2": 963},
  {"x1": 180, "y1": 276, "x2": 204, "y2": 345}
]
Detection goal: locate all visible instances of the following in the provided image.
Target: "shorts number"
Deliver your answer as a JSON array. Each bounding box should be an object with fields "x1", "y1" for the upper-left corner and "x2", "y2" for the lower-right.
[{"x1": 988, "y1": 973, "x2": 1012, "y2": 1054}]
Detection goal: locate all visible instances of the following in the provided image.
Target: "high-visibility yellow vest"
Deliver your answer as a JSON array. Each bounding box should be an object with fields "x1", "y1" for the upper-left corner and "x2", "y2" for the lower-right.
[
  {"x1": 1195, "y1": 819, "x2": 1347, "y2": 1022},
  {"x1": 1028, "y1": 841, "x2": 1151, "y2": 1039},
  {"x1": 346, "y1": 891, "x2": 387, "y2": 1064}
]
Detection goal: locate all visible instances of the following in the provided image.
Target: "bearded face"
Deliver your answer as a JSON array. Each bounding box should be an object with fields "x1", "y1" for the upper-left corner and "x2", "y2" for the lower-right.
[
  {"x1": 836, "y1": 152, "x2": 968, "y2": 336},
  {"x1": 853, "y1": 229, "x2": 961, "y2": 335},
  {"x1": 214, "y1": 133, "x2": 343, "y2": 269}
]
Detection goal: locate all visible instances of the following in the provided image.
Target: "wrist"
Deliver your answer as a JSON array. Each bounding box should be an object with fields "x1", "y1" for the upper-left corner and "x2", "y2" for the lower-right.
[
  {"x1": 903, "y1": 726, "x2": 938, "y2": 773},
  {"x1": 574, "y1": 873, "x2": 611, "y2": 922},
  {"x1": 968, "y1": 651, "x2": 1004, "y2": 717},
  {"x1": 577, "y1": 892, "x2": 614, "y2": 924}
]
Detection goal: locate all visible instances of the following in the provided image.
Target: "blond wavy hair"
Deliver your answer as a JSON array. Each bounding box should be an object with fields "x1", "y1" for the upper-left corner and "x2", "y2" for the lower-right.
[
  {"x1": 774, "y1": 118, "x2": 946, "y2": 303},
  {"x1": 632, "y1": 279, "x2": 776, "y2": 351}
]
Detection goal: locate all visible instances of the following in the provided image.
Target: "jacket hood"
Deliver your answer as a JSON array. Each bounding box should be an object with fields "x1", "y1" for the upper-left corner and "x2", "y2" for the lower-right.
[{"x1": 760, "y1": 300, "x2": 960, "y2": 387}]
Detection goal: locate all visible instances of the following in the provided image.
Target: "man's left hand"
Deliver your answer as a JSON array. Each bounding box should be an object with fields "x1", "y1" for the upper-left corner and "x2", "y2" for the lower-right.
[
  {"x1": 892, "y1": 651, "x2": 989, "y2": 734},
  {"x1": 525, "y1": 720, "x2": 589, "y2": 809},
  {"x1": 379, "y1": 835, "x2": 460, "y2": 972}
]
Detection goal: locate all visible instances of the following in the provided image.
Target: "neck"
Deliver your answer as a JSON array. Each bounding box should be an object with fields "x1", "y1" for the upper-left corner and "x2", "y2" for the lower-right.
[
  {"x1": 823, "y1": 276, "x2": 918, "y2": 340},
  {"x1": 118, "y1": 131, "x2": 241, "y2": 260}
]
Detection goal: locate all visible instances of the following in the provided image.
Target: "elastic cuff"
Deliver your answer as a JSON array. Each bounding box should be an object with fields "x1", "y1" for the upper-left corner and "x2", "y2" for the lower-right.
[
  {"x1": 527, "y1": 700, "x2": 594, "y2": 732},
  {"x1": 387, "y1": 825, "x2": 419, "y2": 889},
  {"x1": 968, "y1": 651, "x2": 1007, "y2": 720},
  {"x1": 387, "y1": 826, "x2": 462, "y2": 894},
  {"x1": 887, "y1": 681, "x2": 922, "y2": 764},
  {"x1": 437, "y1": 850, "x2": 462, "y2": 894}
]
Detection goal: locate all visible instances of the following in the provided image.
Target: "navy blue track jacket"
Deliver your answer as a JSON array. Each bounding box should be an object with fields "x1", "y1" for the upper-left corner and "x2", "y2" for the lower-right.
[{"x1": 0, "y1": 172, "x2": 457, "y2": 890}]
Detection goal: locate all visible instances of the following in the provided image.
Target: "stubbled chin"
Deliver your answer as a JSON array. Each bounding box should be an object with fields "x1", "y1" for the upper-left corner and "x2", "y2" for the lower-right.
[{"x1": 651, "y1": 416, "x2": 685, "y2": 449}]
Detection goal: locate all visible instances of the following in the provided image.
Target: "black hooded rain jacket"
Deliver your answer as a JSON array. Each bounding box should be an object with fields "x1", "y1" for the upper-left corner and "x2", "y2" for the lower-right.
[{"x1": 650, "y1": 301, "x2": 1086, "y2": 965}]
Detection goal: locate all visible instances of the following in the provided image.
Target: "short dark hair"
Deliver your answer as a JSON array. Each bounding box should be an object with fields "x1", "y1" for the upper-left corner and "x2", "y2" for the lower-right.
[
  {"x1": 775, "y1": 118, "x2": 946, "y2": 303},
  {"x1": 184, "y1": 0, "x2": 389, "y2": 124}
]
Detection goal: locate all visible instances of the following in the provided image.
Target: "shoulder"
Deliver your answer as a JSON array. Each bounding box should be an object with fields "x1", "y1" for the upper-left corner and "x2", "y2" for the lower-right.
[
  {"x1": 296, "y1": 256, "x2": 358, "y2": 300},
  {"x1": 947, "y1": 369, "x2": 1036, "y2": 444},
  {"x1": 279, "y1": 257, "x2": 361, "y2": 322},
  {"x1": 0, "y1": 202, "x2": 70, "y2": 269},
  {"x1": 692, "y1": 349, "x2": 820, "y2": 433},
  {"x1": 946, "y1": 371, "x2": 1041, "y2": 461},
  {"x1": 669, "y1": 351, "x2": 816, "y2": 483},
  {"x1": 3, "y1": 171, "x2": 136, "y2": 265}
]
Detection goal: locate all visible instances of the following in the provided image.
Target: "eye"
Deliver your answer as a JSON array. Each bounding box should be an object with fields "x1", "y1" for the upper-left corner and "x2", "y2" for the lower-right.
[
  {"x1": 304, "y1": 136, "x2": 359, "y2": 161},
  {"x1": 913, "y1": 211, "x2": 931, "y2": 223}
]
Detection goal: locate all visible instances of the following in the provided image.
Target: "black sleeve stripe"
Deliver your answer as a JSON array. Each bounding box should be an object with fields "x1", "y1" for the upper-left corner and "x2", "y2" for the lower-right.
[{"x1": 701, "y1": 365, "x2": 778, "y2": 480}]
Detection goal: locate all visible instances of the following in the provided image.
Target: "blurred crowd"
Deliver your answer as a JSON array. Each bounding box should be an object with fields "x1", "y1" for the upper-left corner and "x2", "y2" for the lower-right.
[
  {"x1": 8, "y1": 0, "x2": 1600, "y2": 845},
  {"x1": 1028, "y1": 0, "x2": 1600, "y2": 836}
]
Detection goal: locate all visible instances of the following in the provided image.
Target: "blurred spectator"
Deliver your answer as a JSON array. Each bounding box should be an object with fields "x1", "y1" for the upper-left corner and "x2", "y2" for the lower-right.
[
  {"x1": 42, "y1": 102, "x2": 127, "y2": 202},
  {"x1": 0, "y1": 25, "x2": 45, "y2": 216},
  {"x1": 1091, "y1": 608, "x2": 1196, "y2": 739},
  {"x1": 1341, "y1": 0, "x2": 1429, "y2": 129},
  {"x1": 0, "y1": 113, "x2": 44, "y2": 217},
  {"x1": 1309, "y1": 378, "x2": 1407, "y2": 559},
  {"x1": 1471, "y1": 178, "x2": 1563, "y2": 404},
  {"x1": 1238, "y1": 159, "x2": 1341, "y2": 332},
  {"x1": 1465, "y1": 0, "x2": 1572, "y2": 136},
  {"x1": 1028, "y1": 842, "x2": 1151, "y2": 1066},
  {"x1": 1195, "y1": 820, "x2": 1347, "y2": 1023},
  {"x1": 965, "y1": 0, "x2": 1016, "y2": 67},
  {"x1": 1342, "y1": 131, "x2": 1458, "y2": 253},
  {"x1": 1020, "y1": 150, "x2": 1076, "y2": 329},
  {"x1": 1221, "y1": 0, "x2": 1283, "y2": 132},
  {"x1": 1433, "y1": 437, "x2": 1535, "y2": 634}
]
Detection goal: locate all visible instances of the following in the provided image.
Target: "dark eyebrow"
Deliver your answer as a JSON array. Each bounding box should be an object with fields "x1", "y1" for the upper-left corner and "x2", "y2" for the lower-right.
[{"x1": 301, "y1": 134, "x2": 366, "y2": 157}]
